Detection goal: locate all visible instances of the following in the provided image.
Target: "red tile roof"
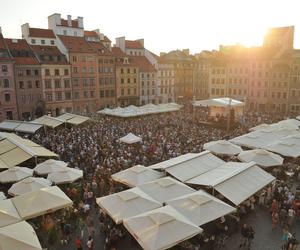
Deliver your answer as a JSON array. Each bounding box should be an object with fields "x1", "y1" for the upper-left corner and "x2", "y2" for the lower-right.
[
  {"x1": 132, "y1": 56, "x2": 156, "y2": 72},
  {"x1": 5, "y1": 38, "x2": 39, "y2": 65},
  {"x1": 29, "y1": 28, "x2": 56, "y2": 38},
  {"x1": 84, "y1": 31, "x2": 98, "y2": 37},
  {"x1": 0, "y1": 34, "x2": 12, "y2": 61},
  {"x1": 112, "y1": 47, "x2": 126, "y2": 57},
  {"x1": 125, "y1": 40, "x2": 144, "y2": 49},
  {"x1": 31, "y1": 45, "x2": 68, "y2": 64},
  {"x1": 58, "y1": 35, "x2": 95, "y2": 53},
  {"x1": 59, "y1": 19, "x2": 79, "y2": 28},
  {"x1": 103, "y1": 36, "x2": 111, "y2": 42},
  {"x1": 87, "y1": 41, "x2": 111, "y2": 56}
]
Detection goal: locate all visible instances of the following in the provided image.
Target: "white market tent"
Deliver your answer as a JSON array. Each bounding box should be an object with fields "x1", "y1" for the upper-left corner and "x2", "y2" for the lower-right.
[
  {"x1": 119, "y1": 133, "x2": 142, "y2": 144},
  {"x1": 249, "y1": 123, "x2": 270, "y2": 132},
  {"x1": 263, "y1": 140, "x2": 300, "y2": 158},
  {"x1": 297, "y1": 115, "x2": 300, "y2": 121},
  {"x1": 8, "y1": 177, "x2": 52, "y2": 196},
  {"x1": 34, "y1": 159, "x2": 68, "y2": 175},
  {"x1": 96, "y1": 187, "x2": 162, "y2": 224},
  {"x1": 98, "y1": 103, "x2": 182, "y2": 118},
  {"x1": 203, "y1": 140, "x2": 242, "y2": 156},
  {"x1": 123, "y1": 205, "x2": 202, "y2": 250},
  {"x1": 11, "y1": 186, "x2": 73, "y2": 220},
  {"x1": 186, "y1": 162, "x2": 275, "y2": 205},
  {"x1": 47, "y1": 167, "x2": 83, "y2": 184},
  {"x1": 0, "y1": 221, "x2": 42, "y2": 250},
  {"x1": 238, "y1": 149, "x2": 284, "y2": 168},
  {"x1": 111, "y1": 165, "x2": 165, "y2": 187},
  {"x1": 138, "y1": 177, "x2": 196, "y2": 203},
  {"x1": 166, "y1": 190, "x2": 236, "y2": 226},
  {"x1": 33, "y1": 115, "x2": 64, "y2": 129},
  {"x1": 162, "y1": 151, "x2": 225, "y2": 182},
  {"x1": 0, "y1": 132, "x2": 58, "y2": 169},
  {"x1": 0, "y1": 167, "x2": 33, "y2": 183},
  {"x1": 0, "y1": 199, "x2": 22, "y2": 228},
  {"x1": 0, "y1": 120, "x2": 43, "y2": 134},
  {"x1": 57, "y1": 113, "x2": 90, "y2": 125},
  {"x1": 149, "y1": 153, "x2": 202, "y2": 170}
]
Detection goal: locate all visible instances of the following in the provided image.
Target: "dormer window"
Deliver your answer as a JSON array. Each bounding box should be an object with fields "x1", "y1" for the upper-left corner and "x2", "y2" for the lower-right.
[
  {"x1": 124, "y1": 58, "x2": 129, "y2": 64},
  {"x1": 31, "y1": 39, "x2": 36, "y2": 44},
  {"x1": 50, "y1": 40, "x2": 55, "y2": 45},
  {"x1": 41, "y1": 40, "x2": 45, "y2": 45}
]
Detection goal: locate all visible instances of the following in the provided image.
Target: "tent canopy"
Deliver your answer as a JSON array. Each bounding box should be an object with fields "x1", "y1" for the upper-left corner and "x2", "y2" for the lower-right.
[
  {"x1": 57, "y1": 113, "x2": 89, "y2": 125},
  {"x1": 111, "y1": 165, "x2": 165, "y2": 187},
  {"x1": 119, "y1": 133, "x2": 142, "y2": 144},
  {"x1": 163, "y1": 151, "x2": 225, "y2": 182},
  {"x1": 193, "y1": 97, "x2": 244, "y2": 107},
  {"x1": 0, "y1": 199, "x2": 22, "y2": 228},
  {"x1": 0, "y1": 192, "x2": 6, "y2": 200},
  {"x1": 0, "y1": 120, "x2": 43, "y2": 134},
  {"x1": 187, "y1": 162, "x2": 275, "y2": 205},
  {"x1": 138, "y1": 177, "x2": 196, "y2": 203},
  {"x1": 166, "y1": 190, "x2": 236, "y2": 226},
  {"x1": 263, "y1": 140, "x2": 300, "y2": 158},
  {"x1": 0, "y1": 167, "x2": 33, "y2": 183},
  {"x1": 0, "y1": 221, "x2": 42, "y2": 250},
  {"x1": 123, "y1": 205, "x2": 202, "y2": 250},
  {"x1": 238, "y1": 149, "x2": 283, "y2": 168},
  {"x1": 12, "y1": 186, "x2": 72, "y2": 220},
  {"x1": 32, "y1": 115, "x2": 64, "y2": 128},
  {"x1": 34, "y1": 159, "x2": 68, "y2": 175},
  {"x1": 203, "y1": 140, "x2": 242, "y2": 156},
  {"x1": 47, "y1": 167, "x2": 83, "y2": 184},
  {"x1": 96, "y1": 187, "x2": 162, "y2": 224}
]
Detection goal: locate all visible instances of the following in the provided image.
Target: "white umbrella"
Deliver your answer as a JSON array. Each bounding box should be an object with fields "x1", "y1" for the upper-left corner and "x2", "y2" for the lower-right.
[
  {"x1": 47, "y1": 167, "x2": 83, "y2": 184},
  {"x1": 167, "y1": 190, "x2": 236, "y2": 226},
  {"x1": 111, "y1": 165, "x2": 165, "y2": 187},
  {"x1": 0, "y1": 199, "x2": 22, "y2": 227},
  {"x1": 8, "y1": 177, "x2": 52, "y2": 196},
  {"x1": 0, "y1": 192, "x2": 6, "y2": 200},
  {"x1": 238, "y1": 149, "x2": 284, "y2": 168},
  {"x1": 0, "y1": 167, "x2": 33, "y2": 183},
  {"x1": 0, "y1": 221, "x2": 42, "y2": 250},
  {"x1": 203, "y1": 140, "x2": 242, "y2": 156},
  {"x1": 34, "y1": 159, "x2": 68, "y2": 175},
  {"x1": 119, "y1": 133, "x2": 142, "y2": 144},
  {"x1": 123, "y1": 205, "x2": 202, "y2": 250},
  {"x1": 249, "y1": 123, "x2": 270, "y2": 131},
  {"x1": 96, "y1": 187, "x2": 162, "y2": 224},
  {"x1": 12, "y1": 186, "x2": 73, "y2": 220}
]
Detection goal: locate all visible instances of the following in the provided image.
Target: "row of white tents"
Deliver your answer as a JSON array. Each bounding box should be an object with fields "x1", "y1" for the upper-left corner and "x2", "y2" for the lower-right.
[
  {"x1": 0, "y1": 113, "x2": 90, "y2": 133},
  {"x1": 98, "y1": 103, "x2": 182, "y2": 118}
]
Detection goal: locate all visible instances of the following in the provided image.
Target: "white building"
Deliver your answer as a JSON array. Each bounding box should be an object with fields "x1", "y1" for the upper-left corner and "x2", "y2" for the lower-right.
[{"x1": 48, "y1": 14, "x2": 84, "y2": 37}]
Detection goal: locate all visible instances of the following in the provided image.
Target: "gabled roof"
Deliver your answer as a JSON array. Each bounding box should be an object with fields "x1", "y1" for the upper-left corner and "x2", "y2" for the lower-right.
[
  {"x1": 58, "y1": 35, "x2": 95, "y2": 53},
  {"x1": 5, "y1": 39, "x2": 39, "y2": 65},
  {"x1": 87, "y1": 41, "x2": 111, "y2": 56},
  {"x1": 125, "y1": 40, "x2": 143, "y2": 49},
  {"x1": 131, "y1": 56, "x2": 156, "y2": 72},
  {"x1": 29, "y1": 28, "x2": 56, "y2": 39},
  {"x1": 59, "y1": 19, "x2": 80, "y2": 28},
  {"x1": 31, "y1": 45, "x2": 68, "y2": 64},
  {"x1": 103, "y1": 36, "x2": 111, "y2": 42},
  {"x1": 84, "y1": 30, "x2": 98, "y2": 37},
  {"x1": 112, "y1": 47, "x2": 126, "y2": 57},
  {"x1": 0, "y1": 34, "x2": 12, "y2": 61}
]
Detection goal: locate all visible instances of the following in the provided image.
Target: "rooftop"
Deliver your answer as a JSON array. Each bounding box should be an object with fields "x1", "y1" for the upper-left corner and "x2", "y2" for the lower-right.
[
  {"x1": 29, "y1": 28, "x2": 56, "y2": 39},
  {"x1": 58, "y1": 35, "x2": 95, "y2": 53},
  {"x1": 125, "y1": 40, "x2": 144, "y2": 49}
]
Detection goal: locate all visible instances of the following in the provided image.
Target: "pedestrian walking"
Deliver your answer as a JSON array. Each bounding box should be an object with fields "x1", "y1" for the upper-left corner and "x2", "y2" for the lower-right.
[
  {"x1": 87, "y1": 236, "x2": 94, "y2": 250},
  {"x1": 239, "y1": 224, "x2": 249, "y2": 248},
  {"x1": 75, "y1": 235, "x2": 83, "y2": 250}
]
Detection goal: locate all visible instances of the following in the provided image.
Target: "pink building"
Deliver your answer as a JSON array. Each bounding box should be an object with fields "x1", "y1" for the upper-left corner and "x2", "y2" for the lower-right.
[{"x1": 0, "y1": 30, "x2": 18, "y2": 121}]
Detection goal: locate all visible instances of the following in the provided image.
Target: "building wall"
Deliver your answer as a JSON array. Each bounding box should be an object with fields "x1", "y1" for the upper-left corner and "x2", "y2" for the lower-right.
[
  {"x1": 0, "y1": 61, "x2": 18, "y2": 120},
  {"x1": 48, "y1": 14, "x2": 84, "y2": 37},
  {"x1": 14, "y1": 65, "x2": 43, "y2": 119},
  {"x1": 139, "y1": 71, "x2": 157, "y2": 105},
  {"x1": 41, "y1": 64, "x2": 73, "y2": 116},
  {"x1": 157, "y1": 64, "x2": 175, "y2": 103}
]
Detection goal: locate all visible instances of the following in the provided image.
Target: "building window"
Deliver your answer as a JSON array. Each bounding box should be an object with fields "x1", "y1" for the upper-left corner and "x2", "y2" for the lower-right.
[
  {"x1": 64, "y1": 69, "x2": 69, "y2": 75},
  {"x1": 45, "y1": 80, "x2": 52, "y2": 89},
  {"x1": 4, "y1": 93, "x2": 10, "y2": 102},
  {"x1": 63, "y1": 30, "x2": 67, "y2": 35},
  {"x1": 3, "y1": 79, "x2": 9, "y2": 88},
  {"x1": 41, "y1": 40, "x2": 45, "y2": 45},
  {"x1": 27, "y1": 81, "x2": 32, "y2": 89},
  {"x1": 127, "y1": 88, "x2": 131, "y2": 95},
  {"x1": 121, "y1": 68, "x2": 124, "y2": 74},
  {"x1": 2, "y1": 65, "x2": 8, "y2": 72},
  {"x1": 105, "y1": 90, "x2": 109, "y2": 97},
  {"x1": 127, "y1": 78, "x2": 130, "y2": 84},
  {"x1": 121, "y1": 89, "x2": 124, "y2": 96},
  {"x1": 55, "y1": 92, "x2": 62, "y2": 101},
  {"x1": 110, "y1": 90, "x2": 115, "y2": 97},
  {"x1": 64, "y1": 79, "x2": 70, "y2": 88},
  {"x1": 54, "y1": 69, "x2": 59, "y2": 76},
  {"x1": 84, "y1": 91, "x2": 88, "y2": 98},
  {"x1": 19, "y1": 81, "x2": 24, "y2": 89},
  {"x1": 45, "y1": 69, "x2": 50, "y2": 76},
  {"x1": 72, "y1": 56, "x2": 77, "y2": 62},
  {"x1": 121, "y1": 78, "x2": 124, "y2": 84},
  {"x1": 100, "y1": 90, "x2": 105, "y2": 98},
  {"x1": 55, "y1": 80, "x2": 61, "y2": 88},
  {"x1": 127, "y1": 68, "x2": 130, "y2": 74},
  {"x1": 65, "y1": 92, "x2": 71, "y2": 100},
  {"x1": 73, "y1": 79, "x2": 79, "y2": 87},
  {"x1": 26, "y1": 69, "x2": 31, "y2": 76},
  {"x1": 50, "y1": 40, "x2": 55, "y2": 45},
  {"x1": 31, "y1": 39, "x2": 36, "y2": 44},
  {"x1": 46, "y1": 93, "x2": 52, "y2": 101},
  {"x1": 73, "y1": 67, "x2": 78, "y2": 73},
  {"x1": 90, "y1": 91, "x2": 95, "y2": 98},
  {"x1": 35, "y1": 81, "x2": 41, "y2": 88},
  {"x1": 74, "y1": 92, "x2": 80, "y2": 99}
]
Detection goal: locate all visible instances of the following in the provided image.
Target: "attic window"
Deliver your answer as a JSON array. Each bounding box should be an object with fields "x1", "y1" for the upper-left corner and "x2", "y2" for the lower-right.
[{"x1": 12, "y1": 39, "x2": 18, "y2": 43}]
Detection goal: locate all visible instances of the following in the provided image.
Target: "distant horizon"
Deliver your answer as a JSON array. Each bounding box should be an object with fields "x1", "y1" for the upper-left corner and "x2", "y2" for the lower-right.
[{"x1": 1, "y1": 0, "x2": 300, "y2": 54}]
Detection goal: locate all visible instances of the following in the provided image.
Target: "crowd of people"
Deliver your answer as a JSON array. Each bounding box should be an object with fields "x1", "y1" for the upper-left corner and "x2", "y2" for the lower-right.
[{"x1": 28, "y1": 104, "x2": 298, "y2": 249}]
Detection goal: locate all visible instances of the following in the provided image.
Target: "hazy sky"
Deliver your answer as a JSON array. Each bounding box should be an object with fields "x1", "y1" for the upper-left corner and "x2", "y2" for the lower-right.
[{"x1": 1, "y1": 0, "x2": 299, "y2": 54}]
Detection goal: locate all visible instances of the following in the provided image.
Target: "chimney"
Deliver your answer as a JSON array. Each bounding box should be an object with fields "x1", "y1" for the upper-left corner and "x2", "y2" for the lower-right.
[
  {"x1": 77, "y1": 16, "x2": 84, "y2": 28},
  {"x1": 67, "y1": 15, "x2": 72, "y2": 26},
  {"x1": 136, "y1": 38, "x2": 144, "y2": 47},
  {"x1": 21, "y1": 23, "x2": 30, "y2": 39}
]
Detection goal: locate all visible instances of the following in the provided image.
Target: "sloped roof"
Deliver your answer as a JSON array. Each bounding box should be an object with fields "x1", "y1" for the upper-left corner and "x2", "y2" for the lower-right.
[
  {"x1": 112, "y1": 47, "x2": 126, "y2": 57},
  {"x1": 59, "y1": 19, "x2": 80, "y2": 28},
  {"x1": 132, "y1": 56, "x2": 156, "y2": 72},
  {"x1": 29, "y1": 28, "x2": 56, "y2": 38},
  {"x1": 58, "y1": 35, "x2": 95, "y2": 53},
  {"x1": 87, "y1": 41, "x2": 111, "y2": 56},
  {"x1": 84, "y1": 30, "x2": 98, "y2": 37},
  {"x1": 125, "y1": 40, "x2": 143, "y2": 49},
  {"x1": 31, "y1": 45, "x2": 68, "y2": 64}
]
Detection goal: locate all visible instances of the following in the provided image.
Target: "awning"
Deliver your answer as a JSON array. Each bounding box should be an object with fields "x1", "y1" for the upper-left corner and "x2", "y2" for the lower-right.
[
  {"x1": 193, "y1": 97, "x2": 244, "y2": 107},
  {"x1": 47, "y1": 167, "x2": 83, "y2": 184},
  {"x1": 32, "y1": 115, "x2": 64, "y2": 128},
  {"x1": 56, "y1": 113, "x2": 89, "y2": 125},
  {"x1": 203, "y1": 140, "x2": 242, "y2": 156},
  {"x1": 0, "y1": 120, "x2": 43, "y2": 134},
  {"x1": 34, "y1": 159, "x2": 68, "y2": 175},
  {"x1": 0, "y1": 199, "x2": 22, "y2": 228},
  {"x1": 167, "y1": 190, "x2": 236, "y2": 226},
  {"x1": 123, "y1": 205, "x2": 202, "y2": 250},
  {"x1": 263, "y1": 140, "x2": 300, "y2": 158},
  {"x1": 164, "y1": 151, "x2": 225, "y2": 182},
  {"x1": 186, "y1": 162, "x2": 275, "y2": 205},
  {"x1": 0, "y1": 221, "x2": 42, "y2": 250},
  {"x1": 12, "y1": 186, "x2": 73, "y2": 220},
  {"x1": 138, "y1": 177, "x2": 196, "y2": 203},
  {"x1": 96, "y1": 187, "x2": 162, "y2": 224},
  {"x1": 111, "y1": 165, "x2": 165, "y2": 187},
  {"x1": 0, "y1": 167, "x2": 33, "y2": 183}
]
